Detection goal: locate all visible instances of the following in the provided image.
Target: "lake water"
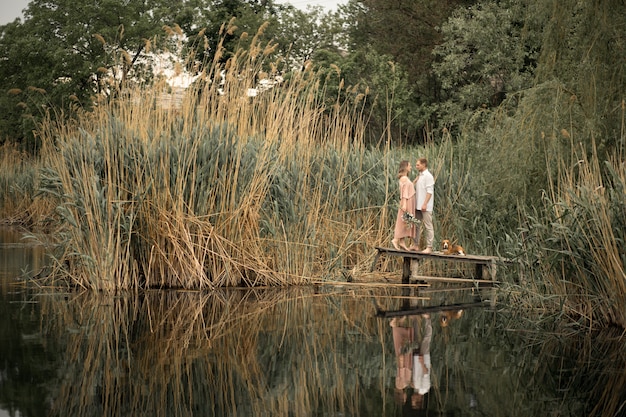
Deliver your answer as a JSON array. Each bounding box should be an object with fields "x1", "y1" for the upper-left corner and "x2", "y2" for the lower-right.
[{"x1": 1, "y1": 226, "x2": 625, "y2": 417}]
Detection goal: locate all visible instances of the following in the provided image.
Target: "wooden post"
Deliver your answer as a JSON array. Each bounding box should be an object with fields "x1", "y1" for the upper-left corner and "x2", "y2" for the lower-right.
[
  {"x1": 475, "y1": 263, "x2": 484, "y2": 280},
  {"x1": 488, "y1": 259, "x2": 497, "y2": 306},
  {"x1": 402, "y1": 256, "x2": 411, "y2": 284},
  {"x1": 488, "y1": 260, "x2": 497, "y2": 281}
]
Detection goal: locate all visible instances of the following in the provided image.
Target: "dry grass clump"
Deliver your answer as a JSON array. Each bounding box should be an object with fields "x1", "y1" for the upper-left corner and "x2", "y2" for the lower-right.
[{"x1": 35, "y1": 26, "x2": 399, "y2": 290}]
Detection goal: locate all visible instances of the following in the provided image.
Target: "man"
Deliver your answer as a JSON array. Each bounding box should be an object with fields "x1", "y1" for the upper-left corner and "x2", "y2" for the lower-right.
[
  {"x1": 412, "y1": 157, "x2": 434, "y2": 253},
  {"x1": 410, "y1": 314, "x2": 432, "y2": 409}
]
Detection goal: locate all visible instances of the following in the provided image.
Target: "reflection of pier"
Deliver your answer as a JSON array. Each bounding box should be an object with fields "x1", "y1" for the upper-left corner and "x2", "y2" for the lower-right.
[
  {"x1": 375, "y1": 301, "x2": 486, "y2": 318},
  {"x1": 370, "y1": 247, "x2": 509, "y2": 285}
]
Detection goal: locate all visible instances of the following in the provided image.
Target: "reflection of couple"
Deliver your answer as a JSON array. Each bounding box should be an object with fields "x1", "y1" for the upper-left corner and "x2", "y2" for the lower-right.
[{"x1": 390, "y1": 314, "x2": 432, "y2": 409}]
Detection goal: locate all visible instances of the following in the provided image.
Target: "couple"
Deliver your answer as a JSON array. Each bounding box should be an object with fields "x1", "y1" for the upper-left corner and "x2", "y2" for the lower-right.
[
  {"x1": 390, "y1": 314, "x2": 432, "y2": 409},
  {"x1": 392, "y1": 157, "x2": 434, "y2": 253}
]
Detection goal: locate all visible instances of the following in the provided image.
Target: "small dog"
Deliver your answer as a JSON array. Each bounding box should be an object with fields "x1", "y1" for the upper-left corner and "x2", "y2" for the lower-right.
[
  {"x1": 441, "y1": 239, "x2": 465, "y2": 255},
  {"x1": 440, "y1": 310, "x2": 464, "y2": 327}
]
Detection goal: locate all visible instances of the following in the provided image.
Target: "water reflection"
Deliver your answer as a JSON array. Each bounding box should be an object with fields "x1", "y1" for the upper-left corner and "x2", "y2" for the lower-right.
[
  {"x1": 1, "y1": 233, "x2": 626, "y2": 417},
  {"x1": 37, "y1": 288, "x2": 390, "y2": 417},
  {"x1": 390, "y1": 314, "x2": 432, "y2": 412},
  {"x1": 0, "y1": 226, "x2": 48, "y2": 288}
]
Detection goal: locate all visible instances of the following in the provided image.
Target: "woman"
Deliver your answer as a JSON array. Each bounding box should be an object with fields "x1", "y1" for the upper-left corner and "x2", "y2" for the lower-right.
[
  {"x1": 391, "y1": 160, "x2": 417, "y2": 250},
  {"x1": 390, "y1": 316, "x2": 415, "y2": 400}
]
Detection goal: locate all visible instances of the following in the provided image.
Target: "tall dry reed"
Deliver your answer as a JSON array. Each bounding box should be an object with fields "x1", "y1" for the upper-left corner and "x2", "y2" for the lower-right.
[
  {"x1": 520, "y1": 142, "x2": 626, "y2": 328},
  {"x1": 36, "y1": 23, "x2": 401, "y2": 290}
]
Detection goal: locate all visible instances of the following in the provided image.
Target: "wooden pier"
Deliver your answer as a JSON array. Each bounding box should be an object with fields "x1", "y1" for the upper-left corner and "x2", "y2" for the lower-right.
[{"x1": 370, "y1": 246, "x2": 509, "y2": 284}]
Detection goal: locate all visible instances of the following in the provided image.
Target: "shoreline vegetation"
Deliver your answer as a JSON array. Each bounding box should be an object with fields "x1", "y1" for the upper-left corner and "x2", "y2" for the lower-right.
[{"x1": 1, "y1": 27, "x2": 625, "y2": 332}]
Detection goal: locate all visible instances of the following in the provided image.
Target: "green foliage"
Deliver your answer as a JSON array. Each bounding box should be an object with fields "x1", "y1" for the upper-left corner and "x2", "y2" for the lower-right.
[
  {"x1": 338, "y1": 0, "x2": 475, "y2": 142},
  {"x1": 534, "y1": 0, "x2": 626, "y2": 156},
  {"x1": 0, "y1": 0, "x2": 351, "y2": 151},
  {"x1": 345, "y1": 0, "x2": 472, "y2": 87},
  {"x1": 313, "y1": 48, "x2": 422, "y2": 145},
  {"x1": 270, "y1": 5, "x2": 345, "y2": 71},
  {"x1": 432, "y1": 0, "x2": 541, "y2": 129},
  {"x1": 185, "y1": 2, "x2": 347, "y2": 80},
  {"x1": 0, "y1": 145, "x2": 39, "y2": 222},
  {"x1": 0, "y1": 0, "x2": 196, "y2": 150},
  {"x1": 188, "y1": 0, "x2": 281, "y2": 67}
]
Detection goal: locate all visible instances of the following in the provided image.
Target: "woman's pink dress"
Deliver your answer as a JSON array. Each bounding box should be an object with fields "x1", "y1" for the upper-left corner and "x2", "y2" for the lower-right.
[
  {"x1": 391, "y1": 318, "x2": 415, "y2": 389},
  {"x1": 394, "y1": 176, "x2": 417, "y2": 239}
]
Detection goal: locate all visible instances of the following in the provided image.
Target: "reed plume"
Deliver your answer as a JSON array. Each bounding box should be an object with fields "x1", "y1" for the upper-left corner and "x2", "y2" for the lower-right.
[{"x1": 35, "y1": 26, "x2": 394, "y2": 290}]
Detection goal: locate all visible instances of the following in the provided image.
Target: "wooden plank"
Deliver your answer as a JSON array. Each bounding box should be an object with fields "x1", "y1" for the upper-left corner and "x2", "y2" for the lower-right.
[
  {"x1": 374, "y1": 246, "x2": 505, "y2": 264},
  {"x1": 417, "y1": 286, "x2": 481, "y2": 294},
  {"x1": 371, "y1": 246, "x2": 510, "y2": 284},
  {"x1": 375, "y1": 245, "x2": 498, "y2": 258},
  {"x1": 411, "y1": 275, "x2": 498, "y2": 284}
]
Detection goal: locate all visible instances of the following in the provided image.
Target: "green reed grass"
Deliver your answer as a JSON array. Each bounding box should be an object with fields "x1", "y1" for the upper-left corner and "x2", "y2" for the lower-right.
[
  {"x1": 35, "y1": 24, "x2": 406, "y2": 290},
  {"x1": 521, "y1": 142, "x2": 626, "y2": 328},
  {"x1": 0, "y1": 144, "x2": 48, "y2": 225},
  {"x1": 424, "y1": 78, "x2": 626, "y2": 330}
]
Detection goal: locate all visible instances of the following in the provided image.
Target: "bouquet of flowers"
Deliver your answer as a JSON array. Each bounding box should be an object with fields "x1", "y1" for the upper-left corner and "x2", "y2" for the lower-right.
[{"x1": 402, "y1": 211, "x2": 421, "y2": 227}]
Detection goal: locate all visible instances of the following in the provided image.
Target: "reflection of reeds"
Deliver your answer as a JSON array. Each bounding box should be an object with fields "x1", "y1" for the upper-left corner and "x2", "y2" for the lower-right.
[
  {"x1": 525, "y1": 326, "x2": 626, "y2": 417},
  {"x1": 429, "y1": 307, "x2": 626, "y2": 416},
  {"x1": 41, "y1": 287, "x2": 392, "y2": 416},
  {"x1": 35, "y1": 286, "x2": 626, "y2": 416}
]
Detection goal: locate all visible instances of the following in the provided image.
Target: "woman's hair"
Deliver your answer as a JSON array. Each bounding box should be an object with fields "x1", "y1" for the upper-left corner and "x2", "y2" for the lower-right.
[{"x1": 397, "y1": 160, "x2": 410, "y2": 179}]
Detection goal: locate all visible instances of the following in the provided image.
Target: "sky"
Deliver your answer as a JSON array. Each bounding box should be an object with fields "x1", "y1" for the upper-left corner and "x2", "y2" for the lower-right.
[
  {"x1": 277, "y1": 0, "x2": 345, "y2": 10},
  {"x1": 0, "y1": 0, "x2": 346, "y2": 26},
  {"x1": 0, "y1": 0, "x2": 29, "y2": 25}
]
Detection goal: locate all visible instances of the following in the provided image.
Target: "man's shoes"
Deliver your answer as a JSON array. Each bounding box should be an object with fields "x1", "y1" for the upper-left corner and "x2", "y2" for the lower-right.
[{"x1": 420, "y1": 247, "x2": 433, "y2": 254}]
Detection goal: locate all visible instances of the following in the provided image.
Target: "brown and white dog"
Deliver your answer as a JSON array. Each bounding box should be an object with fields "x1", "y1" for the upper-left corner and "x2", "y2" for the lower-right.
[
  {"x1": 441, "y1": 239, "x2": 465, "y2": 255},
  {"x1": 440, "y1": 309, "x2": 464, "y2": 327}
]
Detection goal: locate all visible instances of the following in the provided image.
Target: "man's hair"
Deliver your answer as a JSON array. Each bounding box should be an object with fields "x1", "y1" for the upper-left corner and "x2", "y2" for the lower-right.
[{"x1": 417, "y1": 157, "x2": 428, "y2": 167}]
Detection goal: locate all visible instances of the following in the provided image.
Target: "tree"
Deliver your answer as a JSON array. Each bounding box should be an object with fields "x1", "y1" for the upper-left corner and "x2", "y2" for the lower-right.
[
  {"x1": 186, "y1": 0, "x2": 286, "y2": 71},
  {"x1": 431, "y1": 1, "x2": 541, "y2": 130},
  {"x1": 313, "y1": 47, "x2": 420, "y2": 145},
  {"x1": 533, "y1": 0, "x2": 626, "y2": 155},
  {"x1": 431, "y1": 0, "x2": 626, "y2": 155},
  {"x1": 0, "y1": 0, "x2": 192, "y2": 151},
  {"x1": 183, "y1": 1, "x2": 347, "y2": 76},
  {"x1": 272, "y1": 5, "x2": 345, "y2": 71},
  {"x1": 336, "y1": 0, "x2": 476, "y2": 142}
]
